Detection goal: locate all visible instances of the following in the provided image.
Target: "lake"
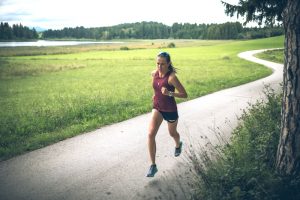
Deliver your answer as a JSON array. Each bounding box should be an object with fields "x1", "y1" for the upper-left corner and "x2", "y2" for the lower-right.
[{"x1": 0, "y1": 40, "x2": 124, "y2": 47}]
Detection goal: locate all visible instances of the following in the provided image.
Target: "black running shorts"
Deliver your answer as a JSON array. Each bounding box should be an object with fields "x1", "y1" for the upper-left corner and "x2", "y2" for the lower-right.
[{"x1": 158, "y1": 110, "x2": 178, "y2": 123}]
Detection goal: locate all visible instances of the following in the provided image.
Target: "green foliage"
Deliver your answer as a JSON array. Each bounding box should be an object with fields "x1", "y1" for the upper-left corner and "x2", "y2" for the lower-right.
[
  {"x1": 0, "y1": 22, "x2": 38, "y2": 40},
  {"x1": 167, "y1": 42, "x2": 176, "y2": 48},
  {"x1": 222, "y1": 0, "x2": 287, "y2": 26},
  {"x1": 239, "y1": 26, "x2": 284, "y2": 39},
  {"x1": 120, "y1": 46, "x2": 130, "y2": 50},
  {"x1": 204, "y1": 22, "x2": 243, "y2": 39},
  {"x1": 189, "y1": 86, "x2": 300, "y2": 199},
  {"x1": 41, "y1": 21, "x2": 283, "y2": 40}
]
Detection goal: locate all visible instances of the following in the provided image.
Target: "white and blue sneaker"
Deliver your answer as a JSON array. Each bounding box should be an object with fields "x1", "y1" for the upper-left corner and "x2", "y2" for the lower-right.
[
  {"x1": 146, "y1": 164, "x2": 158, "y2": 177},
  {"x1": 175, "y1": 141, "x2": 183, "y2": 157}
]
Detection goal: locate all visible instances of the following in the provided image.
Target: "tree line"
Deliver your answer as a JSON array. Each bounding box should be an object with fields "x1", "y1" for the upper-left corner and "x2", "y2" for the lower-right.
[
  {"x1": 42, "y1": 21, "x2": 283, "y2": 40},
  {"x1": 0, "y1": 22, "x2": 38, "y2": 40},
  {"x1": 0, "y1": 21, "x2": 283, "y2": 41}
]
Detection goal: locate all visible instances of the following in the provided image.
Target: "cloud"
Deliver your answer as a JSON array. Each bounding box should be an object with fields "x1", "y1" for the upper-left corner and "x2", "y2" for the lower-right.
[
  {"x1": 0, "y1": 0, "x2": 257, "y2": 29},
  {"x1": 0, "y1": 0, "x2": 9, "y2": 6},
  {"x1": 0, "y1": 0, "x2": 20, "y2": 7},
  {"x1": 0, "y1": 11, "x2": 31, "y2": 22}
]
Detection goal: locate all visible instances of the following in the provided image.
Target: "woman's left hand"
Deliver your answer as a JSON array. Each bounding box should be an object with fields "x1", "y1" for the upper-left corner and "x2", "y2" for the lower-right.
[{"x1": 161, "y1": 87, "x2": 169, "y2": 96}]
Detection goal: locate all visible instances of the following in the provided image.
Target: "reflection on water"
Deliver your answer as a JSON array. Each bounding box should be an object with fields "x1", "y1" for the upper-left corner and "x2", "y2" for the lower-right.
[{"x1": 0, "y1": 40, "x2": 124, "y2": 47}]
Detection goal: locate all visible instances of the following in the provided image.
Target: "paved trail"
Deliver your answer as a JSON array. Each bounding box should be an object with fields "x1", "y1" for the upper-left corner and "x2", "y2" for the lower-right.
[{"x1": 0, "y1": 49, "x2": 283, "y2": 200}]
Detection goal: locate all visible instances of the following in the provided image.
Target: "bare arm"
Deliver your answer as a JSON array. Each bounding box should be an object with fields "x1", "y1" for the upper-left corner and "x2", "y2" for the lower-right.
[
  {"x1": 151, "y1": 70, "x2": 156, "y2": 100},
  {"x1": 161, "y1": 73, "x2": 188, "y2": 98}
]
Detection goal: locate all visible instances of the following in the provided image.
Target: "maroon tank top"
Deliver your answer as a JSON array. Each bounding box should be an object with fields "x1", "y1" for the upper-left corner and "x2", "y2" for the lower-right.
[{"x1": 152, "y1": 70, "x2": 177, "y2": 112}]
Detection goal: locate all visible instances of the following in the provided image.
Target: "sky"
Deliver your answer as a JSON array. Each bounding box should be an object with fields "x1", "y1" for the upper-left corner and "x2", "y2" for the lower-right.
[{"x1": 0, "y1": 0, "x2": 255, "y2": 30}]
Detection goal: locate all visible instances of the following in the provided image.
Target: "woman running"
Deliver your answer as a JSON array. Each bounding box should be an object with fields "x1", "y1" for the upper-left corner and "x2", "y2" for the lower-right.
[{"x1": 146, "y1": 52, "x2": 188, "y2": 177}]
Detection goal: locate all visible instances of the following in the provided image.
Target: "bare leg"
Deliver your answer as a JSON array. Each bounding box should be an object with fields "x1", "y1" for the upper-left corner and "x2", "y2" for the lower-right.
[
  {"x1": 148, "y1": 109, "x2": 163, "y2": 165},
  {"x1": 167, "y1": 120, "x2": 180, "y2": 148}
]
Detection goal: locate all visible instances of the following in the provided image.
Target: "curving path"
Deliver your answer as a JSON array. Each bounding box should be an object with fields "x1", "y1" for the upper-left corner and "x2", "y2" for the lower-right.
[{"x1": 0, "y1": 49, "x2": 283, "y2": 200}]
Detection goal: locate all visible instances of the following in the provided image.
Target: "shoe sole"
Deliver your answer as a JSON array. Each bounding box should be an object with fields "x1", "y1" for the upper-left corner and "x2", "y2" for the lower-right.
[
  {"x1": 175, "y1": 142, "x2": 183, "y2": 157},
  {"x1": 146, "y1": 168, "x2": 158, "y2": 177}
]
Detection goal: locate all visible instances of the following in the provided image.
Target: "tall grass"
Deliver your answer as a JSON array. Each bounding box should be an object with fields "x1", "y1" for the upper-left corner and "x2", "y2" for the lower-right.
[
  {"x1": 189, "y1": 86, "x2": 300, "y2": 200},
  {"x1": 188, "y1": 49, "x2": 300, "y2": 200},
  {"x1": 0, "y1": 36, "x2": 284, "y2": 160}
]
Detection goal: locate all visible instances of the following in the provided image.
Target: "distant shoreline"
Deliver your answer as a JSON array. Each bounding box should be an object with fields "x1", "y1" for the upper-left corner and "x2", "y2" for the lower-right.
[{"x1": 0, "y1": 40, "x2": 124, "y2": 47}]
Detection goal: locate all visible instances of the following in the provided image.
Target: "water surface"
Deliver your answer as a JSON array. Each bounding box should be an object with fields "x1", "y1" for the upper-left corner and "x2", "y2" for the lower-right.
[{"x1": 0, "y1": 40, "x2": 123, "y2": 47}]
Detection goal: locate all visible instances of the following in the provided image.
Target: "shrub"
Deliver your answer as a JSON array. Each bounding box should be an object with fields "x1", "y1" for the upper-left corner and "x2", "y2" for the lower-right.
[
  {"x1": 167, "y1": 42, "x2": 176, "y2": 48},
  {"x1": 188, "y1": 85, "x2": 300, "y2": 200},
  {"x1": 120, "y1": 46, "x2": 129, "y2": 50}
]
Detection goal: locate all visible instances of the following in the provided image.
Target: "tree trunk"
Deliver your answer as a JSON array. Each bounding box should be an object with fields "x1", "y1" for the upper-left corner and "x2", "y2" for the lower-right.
[{"x1": 276, "y1": 0, "x2": 300, "y2": 176}]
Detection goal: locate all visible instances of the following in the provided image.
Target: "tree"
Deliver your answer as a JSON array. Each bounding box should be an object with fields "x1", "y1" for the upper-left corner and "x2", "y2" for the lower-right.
[
  {"x1": 277, "y1": 0, "x2": 300, "y2": 177},
  {"x1": 222, "y1": 0, "x2": 300, "y2": 176},
  {"x1": 1, "y1": 22, "x2": 13, "y2": 40},
  {"x1": 0, "y1": 22, "x2": 38, "y2": 40}
]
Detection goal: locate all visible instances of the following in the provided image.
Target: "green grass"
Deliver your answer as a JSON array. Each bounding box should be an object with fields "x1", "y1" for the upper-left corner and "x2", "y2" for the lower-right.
[
  {"x1": 256, "y1": 49, "x2": 284, "y2": 63},
  {"x1": 0, "y1": 39, "x2": 231, "y2": 57},
  {"x1": 0, "y1": 36, "x2": 284, "y2": 160}
]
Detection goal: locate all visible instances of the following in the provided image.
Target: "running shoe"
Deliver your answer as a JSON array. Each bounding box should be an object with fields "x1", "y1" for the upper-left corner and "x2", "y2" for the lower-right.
[
  {"x1": 175, "y1": 141, "x2": 183, "y2": 157},
  {"x1": 146, "y1": 164, "x2": 158, "y2": 177}
]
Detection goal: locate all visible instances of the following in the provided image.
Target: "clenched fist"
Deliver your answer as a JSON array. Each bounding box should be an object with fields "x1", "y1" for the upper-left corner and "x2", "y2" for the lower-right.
[{"x1": 161, "y1": 87, "x2": 169, "y2": 96}]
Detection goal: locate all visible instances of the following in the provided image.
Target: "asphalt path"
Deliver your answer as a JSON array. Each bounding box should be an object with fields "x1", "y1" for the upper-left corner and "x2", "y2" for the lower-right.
[{"x1": 0, "y1": 49, "x2": 283, "y2": 200}]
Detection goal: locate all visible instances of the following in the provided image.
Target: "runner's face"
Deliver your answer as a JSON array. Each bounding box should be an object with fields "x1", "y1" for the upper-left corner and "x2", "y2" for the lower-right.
[{"x1": 156, "y1": 56, "x2": 169, "y2": 72}]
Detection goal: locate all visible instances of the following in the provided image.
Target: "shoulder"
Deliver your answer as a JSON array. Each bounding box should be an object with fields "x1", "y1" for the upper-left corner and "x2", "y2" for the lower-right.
[
  {"x1": 168, "y1": 72, "x2": 178, "y2": 85},
  {"x1": 168, "y1": 72, "x2": 177, "y2": 80},
  {"x1": 151, "y1": 70, "x2": 157, "y2": 77}
]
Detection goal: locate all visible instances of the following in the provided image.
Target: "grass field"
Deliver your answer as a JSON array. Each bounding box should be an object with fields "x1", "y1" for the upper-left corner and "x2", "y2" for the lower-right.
[
  {"x1": 256, "y1": 48, "x2": 284, "y2": 64},
  {"x1": 0, "y1": 36, "x2": 284, "y2": 160}
]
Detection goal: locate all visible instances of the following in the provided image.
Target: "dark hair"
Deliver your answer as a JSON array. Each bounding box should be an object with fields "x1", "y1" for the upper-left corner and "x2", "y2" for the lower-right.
[{"x1": 157, "y1": 52, "x2": 177, "y2": 73}]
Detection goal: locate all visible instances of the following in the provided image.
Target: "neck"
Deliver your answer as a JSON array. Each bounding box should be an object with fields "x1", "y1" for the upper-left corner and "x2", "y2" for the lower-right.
[{"x1": 159, "y1": 70, "x2": 168, "y2": 77}]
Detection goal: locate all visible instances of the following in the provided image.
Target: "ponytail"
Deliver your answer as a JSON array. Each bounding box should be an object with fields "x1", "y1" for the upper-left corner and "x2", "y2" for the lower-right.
[{"x1": 168, "y1": 63, "x2": 177, "y2": 73}]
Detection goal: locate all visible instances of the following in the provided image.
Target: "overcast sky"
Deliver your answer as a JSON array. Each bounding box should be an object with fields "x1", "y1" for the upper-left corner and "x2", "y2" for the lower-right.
[{"x1": 0, "y1": 0, "x2": 255, "y2": 29}]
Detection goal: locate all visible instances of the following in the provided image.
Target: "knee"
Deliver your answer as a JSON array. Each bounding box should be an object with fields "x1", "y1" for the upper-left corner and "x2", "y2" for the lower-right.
[
  {"x1": 169, "y1": 130, "x2": 179, "y2": 137},
  {"x1": 148, "y1": 129, "x2": 157, "y2": 140}
]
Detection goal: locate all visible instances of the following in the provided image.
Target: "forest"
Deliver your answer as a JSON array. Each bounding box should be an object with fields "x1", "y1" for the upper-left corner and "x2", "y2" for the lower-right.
[
  {"x1": 42, "y1": 21, "x2": 283, "y2": 40},
  {"x1": 0, "y1": 21, "x2": 283, "y2": 41},
  {"x1": 0, "y1": 22, "x2": 38, "y2": 40}
]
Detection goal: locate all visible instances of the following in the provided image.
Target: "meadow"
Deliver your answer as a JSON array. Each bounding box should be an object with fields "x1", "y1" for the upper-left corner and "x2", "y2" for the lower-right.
[
  {"x1": 256, "y1": 48, "x2": 284, "y2": 64},
  {"x1": 0, "y1": 36, "x2": 284, "y2": 160}
]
